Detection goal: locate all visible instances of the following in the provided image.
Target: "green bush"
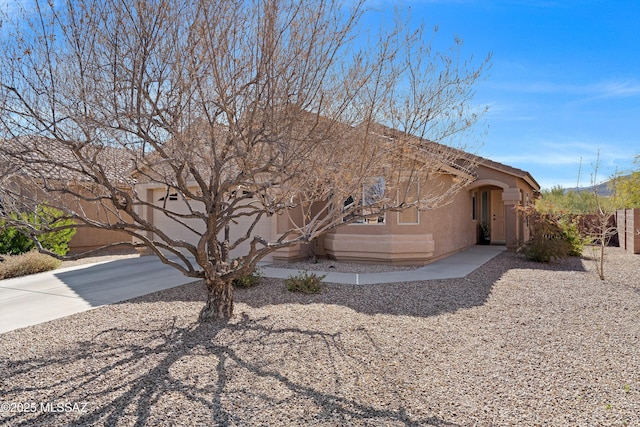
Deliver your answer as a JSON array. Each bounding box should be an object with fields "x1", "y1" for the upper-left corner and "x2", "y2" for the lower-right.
[
  {"x1": 0, "y1": 224, "x2": 34, "y2": 255},
  {"x1": 232, "y1": 269, "x2": 262, "y2": 288},
  {"x1": 558, "y1": 216, "x2": 588, "y2": 257},
  {"x1": 0, "y1": 206, "x2": 76, "y2": 256},
  {"x1": 521, "y1": 214, "x2": 573, "y2": 263},
  {"x1": 0, "y1": 251, "x2": 61, "y2": 279},
  {"x1": 284, "y1": 271, "x2": 326, "y2": 294},
  {"x1": 519, "y1": 205, "x2": 589, "y2": 263},
  {"x1": 521, "y1": 234, "x2": 571, "y2": 263}
]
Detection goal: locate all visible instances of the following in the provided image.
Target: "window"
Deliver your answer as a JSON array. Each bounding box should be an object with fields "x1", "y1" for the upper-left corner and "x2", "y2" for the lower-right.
[
  {"x1": 344, "y1": 177, "x2": 386, "y2": 224},
  {"x1": 472, "y1": 191, "x2": 478, "y2": 220},
  {"x1": 481, "y1": 191, "x2": 489, "y2": 223}
]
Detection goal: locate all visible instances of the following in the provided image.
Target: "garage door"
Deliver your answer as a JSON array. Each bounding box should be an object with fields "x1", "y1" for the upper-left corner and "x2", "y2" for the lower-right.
[{"x1": 152, "y1": 189, "x2": 276, "y2": 261}]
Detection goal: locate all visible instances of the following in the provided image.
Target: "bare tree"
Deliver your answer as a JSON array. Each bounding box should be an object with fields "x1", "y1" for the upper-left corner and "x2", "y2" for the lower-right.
[
  {"x1": 0, "y1": 0, "x2": 489, "y2": 321},
  {"x1": 582, "y1": 153, "x2": 622, "y2": 280}
]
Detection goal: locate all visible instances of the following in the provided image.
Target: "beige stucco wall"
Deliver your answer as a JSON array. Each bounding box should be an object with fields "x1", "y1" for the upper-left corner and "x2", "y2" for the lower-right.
[
  {"x1": 322, "y1": 174, "x2": 476, "y2": 264},
  {"x1": 323, "y1": 233, "x2": 435, "y2": 264},
  {"x1": 314, "y1": 163, "x2": 539, "y2": 264},
  {"x1": 131, "y1": 162, "x2": 538, "y2": 264},
  {"x1": 1, "y1": 177, "x2": 134, "y2": 254},
  {"x1": 68, "y1": 227, "x2": 132, "y2": 254},
  {"x1": 422, "y1": 189, "x2": 476, "y2": 260},
  {"x1": 66, "y1": 192, "x2": 134, "y2": 253}
]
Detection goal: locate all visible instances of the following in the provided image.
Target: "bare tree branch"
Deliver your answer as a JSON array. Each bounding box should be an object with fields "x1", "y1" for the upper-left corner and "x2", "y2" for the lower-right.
[{"x1": 0, "y1": 0, "x2": 489, "y2": 321}]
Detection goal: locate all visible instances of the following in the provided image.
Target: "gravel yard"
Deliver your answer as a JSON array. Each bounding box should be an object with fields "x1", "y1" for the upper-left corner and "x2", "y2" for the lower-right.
[
  {"x1": 1, "y1": 247, "x2": 639, "y2": 426},
  {"x1": 265, "y1": 258, "x2": 422, "y2": 274}
]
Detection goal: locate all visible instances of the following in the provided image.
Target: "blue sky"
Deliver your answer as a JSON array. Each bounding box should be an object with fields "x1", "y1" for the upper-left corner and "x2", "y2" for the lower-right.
[
  {"x1": 3, "y1": 0, "x2": 638, "y2": 190},
  {"x1": 369, "y1": 0, "x2": 640, "y2": 190}
]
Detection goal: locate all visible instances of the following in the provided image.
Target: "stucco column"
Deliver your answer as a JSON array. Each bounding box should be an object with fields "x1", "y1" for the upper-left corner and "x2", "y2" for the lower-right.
[{"x1": 502, "y1": 187, "x2": 521, "y2": 250}]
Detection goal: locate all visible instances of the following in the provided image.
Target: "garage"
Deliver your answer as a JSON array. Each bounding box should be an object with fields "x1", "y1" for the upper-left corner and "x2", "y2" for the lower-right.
[{"x1": 150, "y1": 188, "x2": 276, "y2": 261}]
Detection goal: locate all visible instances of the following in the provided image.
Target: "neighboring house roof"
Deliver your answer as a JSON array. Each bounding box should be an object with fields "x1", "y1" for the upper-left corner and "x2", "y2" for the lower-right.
[{"x1": 0, "y1": 136, "x2": 136, "y2": 186}]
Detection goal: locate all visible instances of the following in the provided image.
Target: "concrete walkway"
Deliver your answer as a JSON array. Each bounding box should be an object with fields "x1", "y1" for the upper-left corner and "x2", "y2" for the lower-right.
[
  {"x1": 259, "y1": 245, "x2": 506, "y2": 284},
  {"x1": 0, "y1": 245, "x2": 505, "y2": 334}
]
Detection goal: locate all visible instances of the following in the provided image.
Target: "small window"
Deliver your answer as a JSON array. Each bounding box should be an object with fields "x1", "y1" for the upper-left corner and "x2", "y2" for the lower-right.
[
  {"x1": 481, "y1": 191, "x2": 489, "y2": 223},
  {"x1": 472, "y1": 191, "x2": 478, "y2": 220},
  {"x1": 230, "y1": 189, "x2": 254, "y2": 198},
  {"x1": 344, "y1": 195, "x2": 354, "y2": 209},
  {"x1": 158, "y1": 193, "x2": 178, "y2": 201}
]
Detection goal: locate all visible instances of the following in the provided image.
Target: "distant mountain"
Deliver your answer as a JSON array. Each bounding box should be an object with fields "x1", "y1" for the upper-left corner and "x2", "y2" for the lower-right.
[
  {"x1": 564, "y1": 175, "x2": 633, "y2": 196},
  {"x1": 565, "y1": 181, "x2": 612, "y2": 196}
]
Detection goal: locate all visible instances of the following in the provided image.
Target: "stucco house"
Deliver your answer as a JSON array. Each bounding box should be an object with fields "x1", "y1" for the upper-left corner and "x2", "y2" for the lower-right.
[
  {"x1": 304, "y1": 156, "x2": 539, "y2": 264},
  {"x1": 135, "y1": 138, "x2": 540, "y2": 265},
  {"x1": 2, "y1": 130, "x2": 539, "y2": 264}
]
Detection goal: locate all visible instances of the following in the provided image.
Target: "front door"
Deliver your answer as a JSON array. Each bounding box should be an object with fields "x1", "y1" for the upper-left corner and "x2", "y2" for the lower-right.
[{"x1": 491, "y1": 190, "x2": 506, "y2": 243}]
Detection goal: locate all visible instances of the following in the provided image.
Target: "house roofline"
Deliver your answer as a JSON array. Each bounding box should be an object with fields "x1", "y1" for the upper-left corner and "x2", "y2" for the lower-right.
[
  {"x1": 367, "y1": 124, "x2": 541, "y2": 191},
  {"x1": 473, "y1": 155, "x2": 541, "y2": 191}
]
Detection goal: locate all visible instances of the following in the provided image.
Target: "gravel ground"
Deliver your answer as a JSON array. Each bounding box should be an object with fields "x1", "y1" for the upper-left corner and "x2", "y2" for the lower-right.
[
  {"x1": 1, "y1": 246, "x2": 639, "y2": 426},
  {"x1": 265, "y1": 258, "x2": 422, "y2": 273}
]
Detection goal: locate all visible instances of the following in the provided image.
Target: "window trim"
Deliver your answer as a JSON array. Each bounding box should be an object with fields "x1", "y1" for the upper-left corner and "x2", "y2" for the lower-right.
[
  {"x1": 397, "y1": 181, "x2": 420, "y2": 225},
  {"x1": 343, "y1": 177, "x2": 386, "y2": 225}
]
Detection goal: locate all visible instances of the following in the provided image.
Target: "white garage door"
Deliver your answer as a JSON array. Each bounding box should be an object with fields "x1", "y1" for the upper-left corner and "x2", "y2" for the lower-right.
[{"x1": 151, "y1": 189, "x2": 276, "y2": 261}]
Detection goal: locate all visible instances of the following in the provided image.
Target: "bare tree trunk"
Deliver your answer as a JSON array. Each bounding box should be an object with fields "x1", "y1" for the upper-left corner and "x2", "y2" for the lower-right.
[
  {"x1": 598, "y1": 239, "x2": 606, "y2": 281},
  {"x1": 199, "y1": 277, "x2": 234, "y2": 322}
]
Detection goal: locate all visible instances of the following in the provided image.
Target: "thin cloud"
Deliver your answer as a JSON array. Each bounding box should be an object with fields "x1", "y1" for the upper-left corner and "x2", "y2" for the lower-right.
[
  {"x1": 492, "y1": 153, "x2": 583, "y2": 166},
  {"x1": 591, "y1": 81, "x2": 640, "y2": 99},
  {"x1": 490, "y1": 140, "x2": 634, "y2": 167},
  {"x1": 491, "y1": 141, "x2": 636, "y2": 190},
  {"x1": 484, "y1": 104, "x2": 535, "y2": 121},
  {"x1": 487, "y1": 79, "x2": 640, "y2": 99}
]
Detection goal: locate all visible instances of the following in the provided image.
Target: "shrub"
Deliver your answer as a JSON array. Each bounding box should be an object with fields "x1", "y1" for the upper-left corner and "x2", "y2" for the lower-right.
[
  {"x1": 521, "y1": 233, "x2": 571, "y2": 263},
  {"x1": 520, "y1": 208, "x2": 570, "y2": 262},
  {"x1": 0, "y1": 251, "x2": 61, "y2": 280},
  {"x1": 0, "y1": 206, "x2": 76, "y2": 256},
  {"x1": 284, "y1": 271, "x2": 326, "y2": 294},
  {"x1": 0, "y1": 224, "x2": 34, "y2": 255},
  {"x1": 518, "y1": 205, "x2": 589, "y2": 262},
  {"x1": 232, "y1": 269, "x2": 262, "y2": 288},
  {"x1": 558, "y1": 216, "x2": 588, "y2": 257}
]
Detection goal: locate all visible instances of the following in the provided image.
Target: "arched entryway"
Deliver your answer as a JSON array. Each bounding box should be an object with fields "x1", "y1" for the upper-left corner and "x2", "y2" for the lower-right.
[{"x1": 468, "y1": 180, "x2": 522, "y2": 249}]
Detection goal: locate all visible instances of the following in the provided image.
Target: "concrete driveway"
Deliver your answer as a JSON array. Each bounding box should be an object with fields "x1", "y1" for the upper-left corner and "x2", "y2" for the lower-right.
[{"x1": 0, "y1": 256, "x2": 196, "y2": 334}]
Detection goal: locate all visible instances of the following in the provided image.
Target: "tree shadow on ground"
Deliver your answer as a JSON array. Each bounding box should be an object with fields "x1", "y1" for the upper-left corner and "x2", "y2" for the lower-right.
[
  {"x1": 0, "y1": 252, "x2": 606, "y2": 426},
  {"x1": 53, "y1": 255, "x2": 195, "y2": 307},
  {"x1": 235, "y1": 251, "x2": 589, "y2": 318},
  {"x1": 50, "y1": 249, "x2": 589, "y2": 319},
  {"x1": 124, "y1": 251, "x2": 591, "y2": 320},
  {"x1": 1, "y1": 314, "x2": 460, "y2": 426}
]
